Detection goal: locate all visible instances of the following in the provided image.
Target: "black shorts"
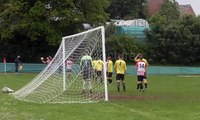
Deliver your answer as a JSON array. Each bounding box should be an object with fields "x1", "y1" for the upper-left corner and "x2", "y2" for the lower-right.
[
  {"x1": 137, "y1": 76, "x2": 144, "y2": 82},
  {"x1": 116, "y1": 74, "x2": 124, "y2": 81},
  {"x1": 83, "y1": 70, "x2": 92, "y2": 80},
  {"x1": 107, "y1": 72, "x2": 112, "y2": 78},
  {"x1": 66, "y1": 69, "x2": 72, "y2": 72},
  {"x1": 96, "y1": 71, "x2": 102, "y2": 77}
]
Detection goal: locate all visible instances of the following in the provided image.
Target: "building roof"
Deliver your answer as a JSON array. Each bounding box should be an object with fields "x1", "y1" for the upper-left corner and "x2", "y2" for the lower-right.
[
  {"x1": 148, "y1": 0, "x2": 164, "y2": 16},
  {"x1": 148, "y1": 0, "x2": 195, "y2": 16},
  {"x1": 179, "y1": 4, "x2": 195, "y2": 15}
]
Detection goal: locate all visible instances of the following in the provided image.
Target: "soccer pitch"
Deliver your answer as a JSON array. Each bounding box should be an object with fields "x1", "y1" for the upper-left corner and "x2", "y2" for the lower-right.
[{"x1": 0, "y1": 73, "x2": 200, "y2": 120}]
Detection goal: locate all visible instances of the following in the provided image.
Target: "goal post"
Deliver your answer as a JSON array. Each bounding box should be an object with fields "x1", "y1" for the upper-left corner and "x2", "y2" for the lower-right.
[
  {"x1": 101, "y1": 27, "x2": 108, "y2": 101},
  {"x1": 11, "y1": 26, "x2": 108, "y2": 103},
  {"x1": 62, "y1": 37, "x2": 66, "y2": 91}
]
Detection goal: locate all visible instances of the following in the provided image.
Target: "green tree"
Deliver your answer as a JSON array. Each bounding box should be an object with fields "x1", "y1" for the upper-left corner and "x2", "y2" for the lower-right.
[
  {"x1": 146, "y1": 15, "x2": 200, "y2": 65},
  {"x1": 159, "y1": 0, "x2": 180, "y2": 22},
  {"x1": 0, "y1": 0, "x2": 109, "y2": 44},
  {"x1": 0, "y1": 0, "x2": 109, "y2": 62},
  {"x1": 106, "y1": 35, "x2": 145, "y2": 62}
]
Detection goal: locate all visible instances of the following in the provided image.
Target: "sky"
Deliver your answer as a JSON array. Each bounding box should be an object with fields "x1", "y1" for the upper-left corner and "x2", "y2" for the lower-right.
[{"x1": 176, "y1": 0, "x2": 200, "y2": 15}]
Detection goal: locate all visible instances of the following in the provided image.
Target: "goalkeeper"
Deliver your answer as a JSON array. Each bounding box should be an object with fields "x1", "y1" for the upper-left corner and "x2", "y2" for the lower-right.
[{"x1": 80, "y1": 53, "x2": 93, "y2": 94}]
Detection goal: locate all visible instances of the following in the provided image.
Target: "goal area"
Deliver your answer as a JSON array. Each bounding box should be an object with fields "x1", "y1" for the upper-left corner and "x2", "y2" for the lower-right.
[{"x1": 11, "y1": 26, "x2": 108, "y2": 103}]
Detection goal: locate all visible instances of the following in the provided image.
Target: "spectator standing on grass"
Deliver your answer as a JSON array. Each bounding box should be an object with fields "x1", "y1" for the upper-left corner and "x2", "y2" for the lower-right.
[
  {"x1": 114, "y1": 54, "x2": 127, "y2": 92},
  {"x1": 15, "y1": 55, "x2": 22, "y2": 74}
]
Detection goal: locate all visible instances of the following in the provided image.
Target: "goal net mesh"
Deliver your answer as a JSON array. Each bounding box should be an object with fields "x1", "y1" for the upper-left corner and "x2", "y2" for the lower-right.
[{"x1": 11, "y1": 26, "x2": 107, "y2": 103}]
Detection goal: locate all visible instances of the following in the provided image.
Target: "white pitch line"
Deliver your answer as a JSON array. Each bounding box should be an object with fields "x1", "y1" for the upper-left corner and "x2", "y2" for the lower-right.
[{"x1": 177, "y1": 75, "x2": 200, "y2": 78}]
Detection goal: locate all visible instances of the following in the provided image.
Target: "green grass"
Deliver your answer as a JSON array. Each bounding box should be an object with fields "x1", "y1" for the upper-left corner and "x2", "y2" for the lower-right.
[{"x1": 1, "y1": 73, "x2": 200, "y2": 120}]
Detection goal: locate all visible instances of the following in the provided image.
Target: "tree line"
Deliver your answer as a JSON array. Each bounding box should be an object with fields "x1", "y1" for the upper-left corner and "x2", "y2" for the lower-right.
[
  {"x1": 146, "y1": 0, "x2": 200, "y2": 65},
  {"x1": 106, "y1": 0, "x2": 200, "y2": 65},
  {"x1": 0, "y1": 0, "x2": 200, "y2": 65}
]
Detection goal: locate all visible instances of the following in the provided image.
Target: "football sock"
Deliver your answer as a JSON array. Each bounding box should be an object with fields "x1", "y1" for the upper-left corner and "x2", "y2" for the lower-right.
[
  {"x1": 108, "y1": 79, "x2": 112, "y2": 84},
  {"x1": 122, "y1": 83, "x2": 126, "y2": 92},
  {"x1": 100, "y1": 77, "x2": 102, "y2": 83},
  {"x1": 145, "y1": 83, "x2": 147, "y2": 89},
  {"x1": 137, "y1": 84, "x2": 140, "y2": 89},
  {"x1": 140, "y1": 83, "x2": 143, "y2": 90},
  {"x1": 117, "y1": 82, "x2": 120, "y2": 92}
]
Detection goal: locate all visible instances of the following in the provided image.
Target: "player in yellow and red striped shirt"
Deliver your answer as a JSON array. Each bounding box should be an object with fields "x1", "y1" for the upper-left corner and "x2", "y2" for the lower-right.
[{"x1": 134, "y1": 54, "x2": 149, "y2": 91}]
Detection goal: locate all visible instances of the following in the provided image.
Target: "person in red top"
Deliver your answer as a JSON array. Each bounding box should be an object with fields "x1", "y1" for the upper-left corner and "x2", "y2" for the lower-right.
[
  {"x1": 65, "y1": 58, "x2": 74, "y2": 79},
  {"x1": 135, "y1": 54, "x2": 147, "y2": 91},
  {"x1": 41, "y1": 56, "x2": 52, "y2": 64}
]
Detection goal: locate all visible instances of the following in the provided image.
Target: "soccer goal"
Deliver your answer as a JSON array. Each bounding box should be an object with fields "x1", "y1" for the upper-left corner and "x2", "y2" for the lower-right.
[{"x1": 11, "y1": 26, "x2": 108, "y2": 103}]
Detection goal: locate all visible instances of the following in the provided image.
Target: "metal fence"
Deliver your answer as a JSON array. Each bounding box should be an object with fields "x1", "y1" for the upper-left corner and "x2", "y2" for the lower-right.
[{"x1": 0, "y1": 63, "x2": 200, "y2": 75}]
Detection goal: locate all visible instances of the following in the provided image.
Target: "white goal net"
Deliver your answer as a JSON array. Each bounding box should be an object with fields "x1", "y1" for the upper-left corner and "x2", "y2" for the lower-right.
[{"x1": 11, "y1": 26, "x2": 108, "y2": 103}]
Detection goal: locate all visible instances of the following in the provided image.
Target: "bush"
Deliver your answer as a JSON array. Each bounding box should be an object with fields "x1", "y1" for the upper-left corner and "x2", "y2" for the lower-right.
[{"x1": 106, "y1": 34, "x2": 147, "y2": 62}]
